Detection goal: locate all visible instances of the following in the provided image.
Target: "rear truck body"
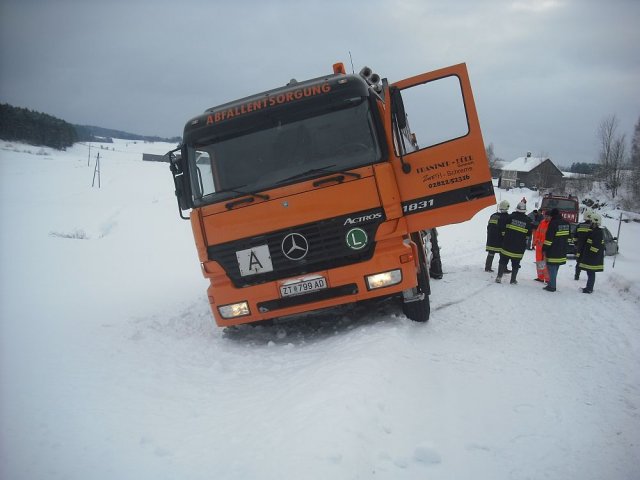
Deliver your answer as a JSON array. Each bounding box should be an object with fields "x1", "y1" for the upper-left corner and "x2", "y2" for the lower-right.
[
  {"x1": 539, "y1": 193, "x2": 580, "y2": 223},
  {"x1": 168, "y1": 62, "x2": 495, "y2": 327}
]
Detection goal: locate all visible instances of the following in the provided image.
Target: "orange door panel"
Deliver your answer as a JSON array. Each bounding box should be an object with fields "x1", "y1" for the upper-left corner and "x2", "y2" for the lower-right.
[{"x1": 385, "y1": 63, "x2": 495, "y2": 232}]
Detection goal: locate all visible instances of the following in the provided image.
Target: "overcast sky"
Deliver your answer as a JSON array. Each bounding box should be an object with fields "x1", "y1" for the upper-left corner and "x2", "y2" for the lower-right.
[{"x1": 1, "y1": 0, "x2": 638, "y2": 164}]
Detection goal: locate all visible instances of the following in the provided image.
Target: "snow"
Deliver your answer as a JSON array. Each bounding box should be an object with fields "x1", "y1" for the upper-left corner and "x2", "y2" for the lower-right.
[{"x1": 1, "y1": 140, "x2": 639, "y2": 480}]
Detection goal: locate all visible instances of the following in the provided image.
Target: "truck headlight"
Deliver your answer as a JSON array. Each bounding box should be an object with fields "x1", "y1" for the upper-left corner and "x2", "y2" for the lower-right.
[
  {"x1": 366, "y1": 269, "x2": 402, "y2": 290},
  {"x1": 218, "y1": 301, "x2": 250, "y2": 319}
]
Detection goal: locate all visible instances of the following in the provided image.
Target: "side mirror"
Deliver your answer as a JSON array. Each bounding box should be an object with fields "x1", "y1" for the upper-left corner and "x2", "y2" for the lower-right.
[{"x1": 167, "y1": 146, "x2": 192, "y2": 219}]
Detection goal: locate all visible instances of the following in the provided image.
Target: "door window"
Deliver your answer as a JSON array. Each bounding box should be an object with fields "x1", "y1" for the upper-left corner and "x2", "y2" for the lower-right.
[{"x1": 395, "y1": 75, "x2": 469, "y2": 154}]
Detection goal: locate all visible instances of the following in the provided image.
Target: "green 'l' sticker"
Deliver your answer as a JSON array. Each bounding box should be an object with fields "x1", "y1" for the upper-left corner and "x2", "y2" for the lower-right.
[{"x1": 346, "y1": 228, "x2": 368, "y2": 250}]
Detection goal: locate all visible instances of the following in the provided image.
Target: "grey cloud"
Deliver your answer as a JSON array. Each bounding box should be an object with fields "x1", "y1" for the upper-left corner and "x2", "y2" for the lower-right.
[{"x1": 1, "y1": 0, "x2": 638, "y2": 163}]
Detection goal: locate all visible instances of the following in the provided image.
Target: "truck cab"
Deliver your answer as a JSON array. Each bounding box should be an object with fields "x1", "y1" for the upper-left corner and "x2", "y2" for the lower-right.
[{"x1": 169, "y1": 63, "x2": 495, "y2": 327}]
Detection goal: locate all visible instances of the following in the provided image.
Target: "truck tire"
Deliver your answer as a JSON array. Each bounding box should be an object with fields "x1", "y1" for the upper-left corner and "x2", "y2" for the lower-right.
[
  {"x1": 402, "y1": 231, "x2": 431, "y2": 322},
  {"x1": 402, "y1": 267, "x2": 431, "y2": 322}
]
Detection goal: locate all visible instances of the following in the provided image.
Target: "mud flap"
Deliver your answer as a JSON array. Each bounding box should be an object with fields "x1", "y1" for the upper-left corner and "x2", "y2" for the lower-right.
[{"x1": 384, "y1": 63, "x2": 496, "y2": 232}]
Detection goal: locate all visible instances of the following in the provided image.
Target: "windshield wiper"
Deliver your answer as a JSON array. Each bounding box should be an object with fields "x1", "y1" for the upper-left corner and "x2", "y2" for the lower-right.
[
  {"x1": 216, "y1": 185, "x2": 270, "y2": 210},
  {"x1": 276, "y1": 164, "x2": 362, "y2": 185},
  {"x1": 216, "y1": 185, "x2": 269, "y2": 200}
]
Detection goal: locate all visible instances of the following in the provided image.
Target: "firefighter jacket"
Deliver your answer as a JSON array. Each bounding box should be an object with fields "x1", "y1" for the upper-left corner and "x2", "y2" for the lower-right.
[
  {"x1": 486, "y1": 211, "x2": 509, "y2": 253},
  {"x1": 578, "y1": 227, "x2": 605, "y2": 272},
  {"x1": 500, "y1": 211, "x2": 533, "y2": 259},
  {"x1": 543, "y1": 215, "x2": 570, "y2": 264},
  {"x1": 574, "y1": 221, "x2": 591, "y2": 258}
]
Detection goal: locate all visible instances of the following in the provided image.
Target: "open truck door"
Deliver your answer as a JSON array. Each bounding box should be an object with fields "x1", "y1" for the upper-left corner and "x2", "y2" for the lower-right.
[{"x1": 385, "y1": 63, "x2": 495, "y2": 231}]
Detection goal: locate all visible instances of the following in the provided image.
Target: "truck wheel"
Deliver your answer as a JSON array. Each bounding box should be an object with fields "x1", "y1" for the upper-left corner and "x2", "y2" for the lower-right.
[
  {"x1": 402, "y1": 267, "x2": 431, "y2": 322},
  {"x1": 403, "y1": 232, "x2": 431, "y2": 322}
]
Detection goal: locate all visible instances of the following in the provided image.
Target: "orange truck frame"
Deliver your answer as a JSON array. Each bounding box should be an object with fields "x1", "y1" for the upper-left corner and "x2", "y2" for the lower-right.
[{"x1": 168, "y1": 62, "x2": 495, "y2": 327}]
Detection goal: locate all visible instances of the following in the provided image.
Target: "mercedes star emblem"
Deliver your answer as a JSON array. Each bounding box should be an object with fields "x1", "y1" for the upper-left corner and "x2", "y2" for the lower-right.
[{"x1": 281, "y1": 233, "x2": 309, "y2": 261}]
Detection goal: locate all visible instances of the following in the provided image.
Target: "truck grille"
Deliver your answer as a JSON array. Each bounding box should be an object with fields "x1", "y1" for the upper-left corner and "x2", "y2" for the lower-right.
[{"x1": 207, "y1": 209, "x2": 385, "y2": 287}]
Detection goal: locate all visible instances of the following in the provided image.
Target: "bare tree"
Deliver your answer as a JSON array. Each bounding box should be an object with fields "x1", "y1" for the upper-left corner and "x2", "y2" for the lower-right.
[
  {"x1": 485, "y1": 142, "x2": 505, "y2": 179},
  {"x1": 597, "y1": 114, "x2": 626, "y2": 198},
  {"x1": 485, "y1": 142, "x2": 497, "y2": 170}
]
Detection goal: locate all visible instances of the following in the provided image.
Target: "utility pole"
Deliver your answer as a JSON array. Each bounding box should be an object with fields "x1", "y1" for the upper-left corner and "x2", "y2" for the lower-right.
[
  {"x1": 87, "y1": 143, "x2": 92, "y2": 166},
  {"x1": 92, "y1": 152, "x2": 101, "y2": 188},
  {"x1": 613, "y1": 212, "x2": 622, "y2": 268}
]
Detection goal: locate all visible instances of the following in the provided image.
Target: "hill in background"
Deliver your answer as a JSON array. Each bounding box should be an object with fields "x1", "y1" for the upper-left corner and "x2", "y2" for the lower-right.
[
  {"x1": 74, "y1": 124, "x2": 181, "y2": 144},
  {"x1": 0, "y1": 103, "x2": 180, "y2": 149}
]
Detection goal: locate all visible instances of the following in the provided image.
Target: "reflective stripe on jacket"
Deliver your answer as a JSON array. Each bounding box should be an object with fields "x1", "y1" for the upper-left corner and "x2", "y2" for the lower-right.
[
  {"x1": 486, "y1": 211, "x2": 509, "y2": 252},
  {"x1": 578, "y1": 227, "x2": 605, "y2": 272},
  {"x1": 500, "y1": 211, "x2": 533, "y2": 259},
  {"x1": 574, "y1": 221, "x2": 591, "y2": 257},
  {"x1": 543, "y1": 216, "x2": 570, "y2": 265}
]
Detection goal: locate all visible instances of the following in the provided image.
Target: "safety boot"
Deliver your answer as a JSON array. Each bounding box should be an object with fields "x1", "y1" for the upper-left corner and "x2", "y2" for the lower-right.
[
  {"x1": 495, "y1": 263, "x2": 506, "y2": 283},
  {"x1": 510, "y1": 267, "x2": 519, "y2": 284},
  {"x1": 485, "y1": 254, "x2": 494, "y2": 272}
]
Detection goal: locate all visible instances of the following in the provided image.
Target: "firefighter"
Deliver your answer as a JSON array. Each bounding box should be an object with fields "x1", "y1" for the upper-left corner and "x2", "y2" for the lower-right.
[
  {"x1": 485, "y1": 200, "x2": 510, "y2": 272},
  {"x1": 495, "y1": 201, "x2": 532, "y2": 284},
  {"x1": 533, "y1": 210, "x2": 551, "y2": 283},
  {"x1": 541, "y1": 208, "x2": 571, "y2": 292},
  {"x1": 579, "y1": 212, "x2": 605, "y2": 293},
  {"x1": 574, "y1": 209, "x2": 593, "y2": 280}
]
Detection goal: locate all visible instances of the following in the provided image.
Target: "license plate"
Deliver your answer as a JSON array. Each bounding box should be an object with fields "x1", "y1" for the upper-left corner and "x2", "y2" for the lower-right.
[{"x1": 280, "y1": 276, "x2": 327, "y2": 297}]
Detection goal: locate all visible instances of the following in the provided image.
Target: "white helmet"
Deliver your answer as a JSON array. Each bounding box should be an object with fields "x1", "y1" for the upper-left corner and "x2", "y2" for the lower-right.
[
  {"x1": 498, "y1": 200, "x2": 509, "y2": 212},
  {"x1": 583, "y1": 209, "x2": 594, "y2": 221},
  {"x1": 590, "y1": 212, "x2": 602, "y2": 226},
  {"x1": 516, "y1": 201, "x2": 527, "y2": 212}
]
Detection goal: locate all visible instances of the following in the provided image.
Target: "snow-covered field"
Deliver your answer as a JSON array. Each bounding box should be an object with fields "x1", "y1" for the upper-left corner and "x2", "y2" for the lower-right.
[{"x1": 1, "y1": 140, "x2": 639, "y2": 480}]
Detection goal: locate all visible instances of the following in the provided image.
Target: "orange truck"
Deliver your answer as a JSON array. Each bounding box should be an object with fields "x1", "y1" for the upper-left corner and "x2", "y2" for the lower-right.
[{"x1": 168, "y1": 62, "x2": 495, "y2": 327}]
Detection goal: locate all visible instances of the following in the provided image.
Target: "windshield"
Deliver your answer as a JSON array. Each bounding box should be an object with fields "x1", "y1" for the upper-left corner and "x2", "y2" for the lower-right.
[{"x1": 186, "y1": 99, "x2": 382, "y2": 206}]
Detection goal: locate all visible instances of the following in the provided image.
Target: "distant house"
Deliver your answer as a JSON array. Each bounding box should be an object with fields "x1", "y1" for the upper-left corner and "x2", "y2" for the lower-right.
[{"x1": 500, "y1": 152, "x2": 564, "y2": 189}]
